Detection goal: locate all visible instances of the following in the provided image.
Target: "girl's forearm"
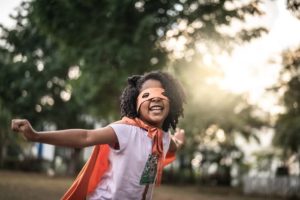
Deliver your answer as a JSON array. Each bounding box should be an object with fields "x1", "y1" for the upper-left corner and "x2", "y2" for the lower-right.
[
  {"x1": 11, "y1": 119, "x2": 116, "y2": 148},
  {"x1": 34, "y1": 129, "x2": 89, "y2": 148}
]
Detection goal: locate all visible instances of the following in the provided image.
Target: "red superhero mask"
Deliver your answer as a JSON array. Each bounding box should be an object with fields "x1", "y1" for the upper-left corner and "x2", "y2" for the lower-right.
[{"x1": 136, "y1": 88, "x2": 169, "y2": 112}]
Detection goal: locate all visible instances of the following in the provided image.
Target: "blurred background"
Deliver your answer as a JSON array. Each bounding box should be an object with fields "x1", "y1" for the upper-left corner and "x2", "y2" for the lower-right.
[{"x1": 0, "y1": 0, "x2": 300, "y2": 199}]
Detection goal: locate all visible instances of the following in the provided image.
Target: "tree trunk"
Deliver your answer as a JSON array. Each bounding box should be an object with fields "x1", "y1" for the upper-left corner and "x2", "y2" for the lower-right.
[
  {"x1": 67, "y1": 148, "x2": 82, "y2": 176},
  {"x1": 0, "y1": 131, "x2": 5, "y2": 168},
  {"x1": 298, "y1": 146, "x2": 300, "y2": 178},
  {"x1": 0, "y1": 143, "x2": 3, "y2": 168}
]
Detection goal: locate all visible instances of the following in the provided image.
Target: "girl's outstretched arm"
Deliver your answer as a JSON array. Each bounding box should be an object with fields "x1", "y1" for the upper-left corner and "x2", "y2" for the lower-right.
[
  {"x1": 11, "y1": 119, "x2": 117, "y2": 148},
  {"x1": 168, "y1": 128, "x2": 185, "y2": 153}
]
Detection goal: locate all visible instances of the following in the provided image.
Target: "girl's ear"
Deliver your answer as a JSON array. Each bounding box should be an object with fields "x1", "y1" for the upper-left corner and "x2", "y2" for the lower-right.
[{"x1": 127, "y1": 75, "x2": 141, "y2": 87}]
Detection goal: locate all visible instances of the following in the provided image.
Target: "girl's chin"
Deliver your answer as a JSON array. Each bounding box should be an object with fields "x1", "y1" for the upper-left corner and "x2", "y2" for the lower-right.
[
  {"x1": 139, "y1": 115, "x2": 166, "y2": 127},
  {"x1": 147, "y1": 117, "x2": 165, "y2": 127}
]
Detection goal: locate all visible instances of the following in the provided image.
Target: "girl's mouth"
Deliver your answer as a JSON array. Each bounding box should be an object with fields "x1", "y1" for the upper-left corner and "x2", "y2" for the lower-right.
[{"x1": 149, "y1": 105, "x2": 164, "y2": 111}]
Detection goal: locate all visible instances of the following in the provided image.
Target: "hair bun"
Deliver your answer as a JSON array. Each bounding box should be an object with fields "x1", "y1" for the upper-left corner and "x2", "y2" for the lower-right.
[{"x1": 127, "y1": 75, "x2": 141, "y2": 87}]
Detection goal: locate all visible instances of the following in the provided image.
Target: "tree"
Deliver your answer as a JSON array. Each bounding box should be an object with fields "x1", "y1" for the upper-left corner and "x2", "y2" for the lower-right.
[
  {"x1": 265, "y1": 1, "x2": 300, "y2": 177},
  {"x1": 1, "y1": 0, "x2": 268, "y2": 179},
  {"x1": 172, "y1": 62, "x2": 267, "y2": 185},
  {"x1": 287, "y1": 0, "x2": 300, "y2": 20},
  {"x1": 27, "y1": 0, "x2": 267, "y2": 118},
  {"x1": 0, "y1": 99, "x2": 16, "y2": 167},
  {"x1": 0, "y1": 3, "x2": 92, "y2": 173},
  {"x1": 273, "y1": 48, "x2": 300, "y2": 155}
]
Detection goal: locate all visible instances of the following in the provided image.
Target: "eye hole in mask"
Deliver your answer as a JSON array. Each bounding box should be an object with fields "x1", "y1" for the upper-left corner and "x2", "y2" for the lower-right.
[
  {"x1": 136, "y1": 88, "x2": 169, "y2": 112},
  {"x1": 142, "y1": 93, "x2": 150, "y2": 98}
]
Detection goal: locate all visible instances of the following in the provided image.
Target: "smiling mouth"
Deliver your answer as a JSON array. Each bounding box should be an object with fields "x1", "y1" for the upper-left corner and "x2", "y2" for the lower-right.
[{"x1": 149, "y1": 105, "x2": 164, "y2": 111}]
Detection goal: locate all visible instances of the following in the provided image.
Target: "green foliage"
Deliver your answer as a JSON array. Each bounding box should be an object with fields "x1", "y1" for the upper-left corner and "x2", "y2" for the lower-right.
[
  {"x1": 0, "y1": 100, "x2": 16, "y2": 166},
  {"x1": 0, "y1": 0, "x2": 269, "y2": 177},
  {"x1": 177, "y1": 64, "x2": 265, "y2": 145},
  {"x1": 26, "y1": 0, "x2": 266, "y2": 118},
  {"x1": 28, "y1": 0, "x2": 167, "y2": 117},
  {"x1": 274, "y1": 48, "x2": 300, "y2": 153},
  {"x1": 287, "y1": 0, "x2": 300, "y2": 20},
  {"x1": 0, "y1": 3, "x2": 91, "y2": 129},
  {"x1": 0, "y1": 0, "x2": 267, "y2": 120},
  {"x1": 170, "y1": 62, "x2": 267, "y2": 185}
]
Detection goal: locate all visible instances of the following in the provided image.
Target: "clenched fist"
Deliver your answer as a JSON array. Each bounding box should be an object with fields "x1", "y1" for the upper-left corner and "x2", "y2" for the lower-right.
[{"x1": 11, "y1": 119, "x2": 38, "y2": 141}]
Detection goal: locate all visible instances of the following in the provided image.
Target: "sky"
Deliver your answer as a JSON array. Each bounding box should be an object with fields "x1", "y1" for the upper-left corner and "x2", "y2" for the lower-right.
[
  {"x1": 218, "y1": 0, "x2": 300, "y2": 111},
  {"x1": 217, "y1": 0, "x2": 300, "y2": 159},
  {"x1": 0, "y1": 0, "x2": 21, "y2": 28}
]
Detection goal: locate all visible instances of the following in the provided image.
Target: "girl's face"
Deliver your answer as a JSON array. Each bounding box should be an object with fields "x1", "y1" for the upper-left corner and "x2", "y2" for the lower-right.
[{"x1": 138, "y1": 79, "x2": 170, "y2": 128}]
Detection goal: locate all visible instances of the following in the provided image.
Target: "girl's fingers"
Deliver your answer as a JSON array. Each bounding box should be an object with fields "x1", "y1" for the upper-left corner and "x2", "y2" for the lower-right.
[
  {"x1": 11, "y1": 120, "x2": 15, "y2": 131},
  {"x1": 11, "y1": 119, "x2": 20, "y2": 131},
  {"x1": 11, "y1": 119, "x2": 28, "y2": 132},
  {"x1": 175, "y1": 128, "x2": 185, "y2": 136},
  {"x1": 174, "y1": 128, "x2": 185, "y2": 143},
  {"x1": 175, "y1": 128, "x2": 184, "y2": 134}
]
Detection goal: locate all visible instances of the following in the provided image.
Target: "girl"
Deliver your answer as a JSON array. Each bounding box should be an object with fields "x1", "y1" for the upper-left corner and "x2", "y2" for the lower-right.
[{"x1": 11, "y1": 71, "x2": 186, "y2": 200}]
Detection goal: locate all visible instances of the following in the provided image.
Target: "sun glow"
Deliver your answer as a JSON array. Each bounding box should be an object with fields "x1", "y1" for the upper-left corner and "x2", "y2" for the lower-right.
[
  {"x1": 215, "y1": 43, "x2": 284, "y2": 115},
  {"x1": 214, "y1": 0, "x2": 300, "y2": 115}
]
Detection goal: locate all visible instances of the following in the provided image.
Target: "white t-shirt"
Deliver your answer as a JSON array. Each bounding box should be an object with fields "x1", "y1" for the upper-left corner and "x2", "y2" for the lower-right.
[{"x1": 87, "y1": 124, "x2": 171, "y2": 200}]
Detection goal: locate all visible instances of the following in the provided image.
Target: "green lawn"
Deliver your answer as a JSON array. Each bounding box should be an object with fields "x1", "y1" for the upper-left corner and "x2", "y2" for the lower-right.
[{"x1": 0, "y1": 170, "x2": 282, "y2": 200}]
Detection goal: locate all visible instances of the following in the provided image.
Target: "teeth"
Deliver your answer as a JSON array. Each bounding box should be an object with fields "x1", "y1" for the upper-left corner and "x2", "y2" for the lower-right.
[{"x1": 150, "y1": 105, "x2": 163, "y2": 111}]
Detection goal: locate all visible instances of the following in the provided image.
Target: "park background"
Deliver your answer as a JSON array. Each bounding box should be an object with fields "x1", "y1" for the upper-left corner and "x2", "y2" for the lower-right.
[{"x1": 0, "y1": 0, "x2": 300, "y2": 199}]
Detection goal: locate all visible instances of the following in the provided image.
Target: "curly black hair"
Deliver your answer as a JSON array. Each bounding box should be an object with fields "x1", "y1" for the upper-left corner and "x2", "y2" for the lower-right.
[{"x1": 120, "y1": 71, "x2": 186, "y2": 131}]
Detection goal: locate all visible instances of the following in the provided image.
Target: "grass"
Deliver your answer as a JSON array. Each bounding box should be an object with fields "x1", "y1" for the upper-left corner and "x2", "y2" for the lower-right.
[{"x1": 0, "y1": 170, "x2": 283, "y2": 200}]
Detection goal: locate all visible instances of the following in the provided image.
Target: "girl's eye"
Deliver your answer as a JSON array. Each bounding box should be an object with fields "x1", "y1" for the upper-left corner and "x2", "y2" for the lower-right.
[
  {"x1": 142, "y1": 93, "x2": 149, "y2": 98},
  {"x1": 162, "y1": 92, "x2": 167, "y2": 96}
]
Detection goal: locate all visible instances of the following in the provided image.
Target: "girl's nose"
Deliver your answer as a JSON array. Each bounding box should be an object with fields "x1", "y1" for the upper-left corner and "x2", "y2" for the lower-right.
[{"x1": 151, "y1": 97, "x2": 162, "y2": 102}]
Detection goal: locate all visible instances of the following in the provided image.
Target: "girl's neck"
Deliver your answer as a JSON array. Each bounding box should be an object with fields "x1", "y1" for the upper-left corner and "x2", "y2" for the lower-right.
[{"x1": 137, "y1": 116, "x2": 163, "y2": 129}]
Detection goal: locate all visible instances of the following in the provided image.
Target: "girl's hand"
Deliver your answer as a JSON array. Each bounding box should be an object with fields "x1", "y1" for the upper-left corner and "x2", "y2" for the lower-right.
[
  {"x1": 173, "y1": 128, "x2": 185, "y2": 149},
  {"x1": 168, "y1": 128, "x2": 185, "y2": 152},
  {"x1": 11, "y1": 119, "x2": 39, "y2": 142}
]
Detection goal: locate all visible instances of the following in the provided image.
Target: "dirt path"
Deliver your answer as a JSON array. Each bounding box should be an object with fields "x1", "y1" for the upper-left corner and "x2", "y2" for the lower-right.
[{"x1": 0, "y1": 170, "x2": 281, "y2": 200}]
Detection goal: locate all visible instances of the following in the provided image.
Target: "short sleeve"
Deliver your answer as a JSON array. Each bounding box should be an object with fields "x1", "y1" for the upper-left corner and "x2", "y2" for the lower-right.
[{"x1": 108, "y1": 124, "x2": 133, "y2": 152}]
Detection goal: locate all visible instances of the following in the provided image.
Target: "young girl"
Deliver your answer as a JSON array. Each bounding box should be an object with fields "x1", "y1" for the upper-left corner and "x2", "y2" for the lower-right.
[{"x1": 11, "y1": 71, "x2": 186, "y2": 200}]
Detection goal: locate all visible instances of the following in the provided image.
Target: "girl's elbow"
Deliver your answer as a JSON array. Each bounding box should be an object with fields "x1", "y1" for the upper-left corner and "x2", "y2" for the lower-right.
[
  {"x1": 75, "y1": 131, "x2": 91, "y2": 148},
  {"x1": 83, "y1": 131, "x2": 97, "y2": 147}
]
